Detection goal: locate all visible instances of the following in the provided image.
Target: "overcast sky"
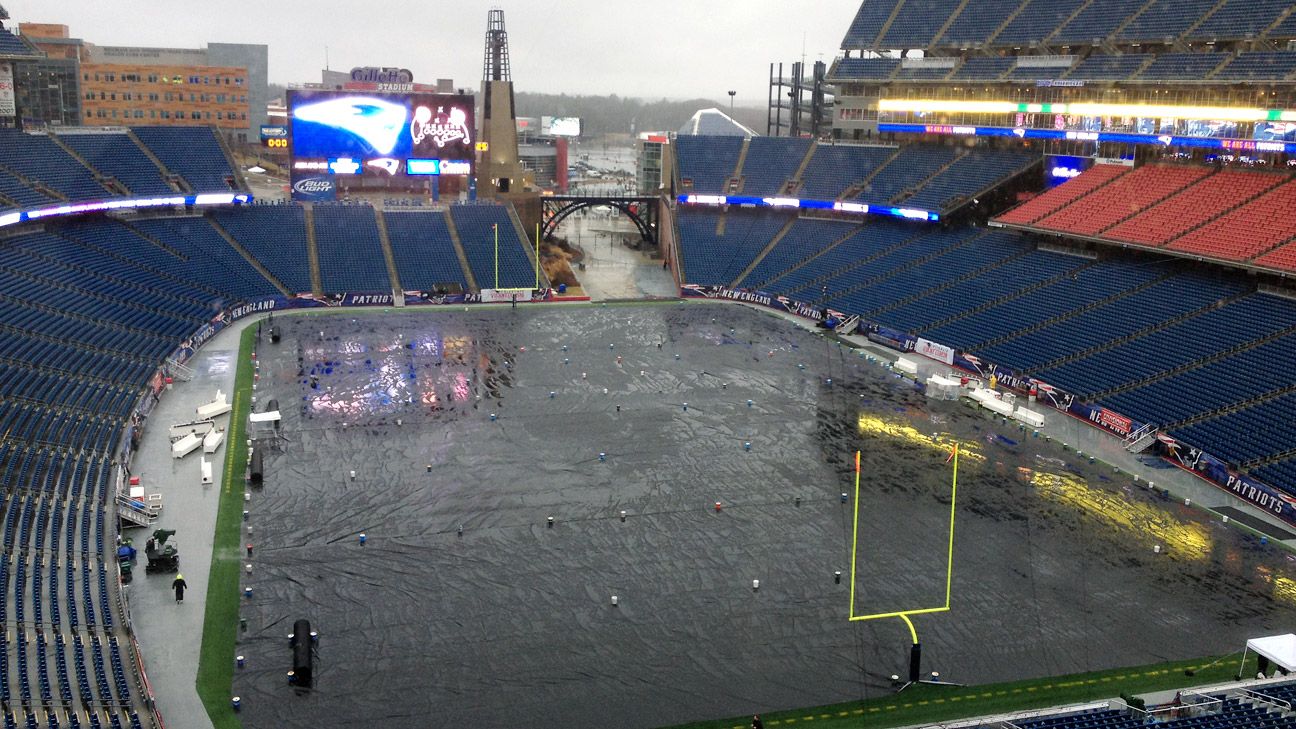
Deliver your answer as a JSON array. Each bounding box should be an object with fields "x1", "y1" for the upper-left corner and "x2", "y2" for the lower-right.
[{"x1": 7, "y1": 0, "x2": 857, "y2": 104}]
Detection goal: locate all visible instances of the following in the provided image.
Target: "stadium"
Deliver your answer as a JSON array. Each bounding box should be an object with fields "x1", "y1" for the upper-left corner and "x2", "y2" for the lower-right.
[{"x1": 2, "y1": 1, "x2": 1296, "y2": 728}]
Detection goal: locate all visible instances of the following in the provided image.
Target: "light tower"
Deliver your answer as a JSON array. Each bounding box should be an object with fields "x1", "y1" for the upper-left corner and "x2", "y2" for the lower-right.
[{"x1": 477, "y1": 8, "x2": 526, "y2": 197}]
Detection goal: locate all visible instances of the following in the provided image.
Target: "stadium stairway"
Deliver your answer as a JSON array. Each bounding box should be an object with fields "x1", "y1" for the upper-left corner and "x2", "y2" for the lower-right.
[
  {"x1": 205, "y1": 216, "x2": 293, "y2": 297},
  {"x1": 728, "y1": 137, "x2": 752, "y2": 194},
  {"x1": 372, "y1": 207, "x2": 403, "y2": 293},
  {"x1": 890, "y1": 150, "x2": 965, "y2": 204},
  {"x1": 115, "y1": 220, "x2": 188, "y2": 260},
  {"x1": 124, "y1": 129, "x2": 188, "y2": 193},
  {"x1": 736, "y1": 220, "x2": 864, "y2": 290},
  {"x1": 767, "y1": 223, "x2": 937, "y2": 297},
  {"x1": 968, "y1": 265, "x2": 1177, "y2": 351},
  {"x1": 928, "y1": 0, "x2": 976, "y2": 46},
  {"x1": 47, "y1": 135, "x2": 130, "y2": 198},
  {"x1": 817, "y1": 227, "x2": 992, "y2": 307},
  {"x1": 211, "y1": 131, "x2": 249, "y2": 192},
  {"x1": 916, "y1": 257, "x2": 1101, "y2": 333},
  {"x1": 0, "y1": 163, "x2": 66, "y2": 204},
  {"x1": 1023, "y1": 289, "x2": 1250, "y2": 375},
  {"x1": 730, "y1": 216, "x2": 799, "y2": 287},
  {"x1": 837, "y1": 147, "x2": 904, "y2": 201},
  {"x1": 784, "y1": 141, "x2": 820, "y2": 196},
  {"x1": 1092, "y1": 320, "x2": 1296, "y2": 401},
  {"x1": 55, "y1": 222, "x2": 233, "y2": 302},
  {"x1": 303, "y1": 204, "x2": 324, "y2": 296},
  {"x1": 442, "y1": 210, "x2": 479, "y2": 291},
  {"x1": 1179, "y1": 0, "x2": 1235, "y2": 50}
]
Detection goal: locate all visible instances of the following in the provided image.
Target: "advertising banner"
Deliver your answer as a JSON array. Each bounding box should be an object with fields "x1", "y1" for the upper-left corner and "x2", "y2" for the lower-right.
[
  {"x1": 0, "y1": 63, "x2": 14, "y2": 117},
  {"x1": 289, "y1": 174, "x2": 336, "y2": 202},
  {"x1": 914, "y1": 337, "x2": 955, "y2": 365}
]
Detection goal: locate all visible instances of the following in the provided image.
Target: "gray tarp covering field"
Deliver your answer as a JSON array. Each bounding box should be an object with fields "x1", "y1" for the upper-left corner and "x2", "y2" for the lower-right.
[{"x1": 232, "y1": 303, "x2": 1296, "y2": 728}]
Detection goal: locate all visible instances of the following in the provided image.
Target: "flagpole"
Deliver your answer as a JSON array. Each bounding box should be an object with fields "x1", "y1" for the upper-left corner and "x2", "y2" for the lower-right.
[
  {"x1": 534, "y1": 222, "x2": 540, "y2": 290},
  {"x1": 493, "y1": 223, "x2": 499, "y2": 290}
]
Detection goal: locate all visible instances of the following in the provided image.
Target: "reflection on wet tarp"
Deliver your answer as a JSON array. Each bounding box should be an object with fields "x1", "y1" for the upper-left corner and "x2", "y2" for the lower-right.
[{"x1": 232, "y1": 304, "x2": 1296, "y2": 729}]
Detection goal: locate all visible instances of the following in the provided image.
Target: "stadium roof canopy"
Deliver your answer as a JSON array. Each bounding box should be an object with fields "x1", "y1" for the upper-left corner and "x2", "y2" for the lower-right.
[{"x1": 678, "y1": 108, "x2": 757, "y2": 137}]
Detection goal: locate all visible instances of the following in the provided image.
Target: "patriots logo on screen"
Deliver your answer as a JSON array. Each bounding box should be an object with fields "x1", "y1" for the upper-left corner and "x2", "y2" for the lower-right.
[
  {"x1": 411, "y1": 106, "x2": 471, "y2": 148},
  {"x1": 293, "y1": 97, "x2": 408, "y2": 155},
  {"x1": 367, "y1": 158, "x2": 401, "y2": 175}
]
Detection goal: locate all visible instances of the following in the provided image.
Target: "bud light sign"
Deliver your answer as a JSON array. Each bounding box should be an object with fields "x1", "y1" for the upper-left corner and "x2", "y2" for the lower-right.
[{"x1": 291, "y1": 174, "x2": 337, "y2": 202}]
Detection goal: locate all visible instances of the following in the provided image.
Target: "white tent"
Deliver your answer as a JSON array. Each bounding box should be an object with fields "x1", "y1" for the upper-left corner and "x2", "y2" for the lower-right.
[{"x1": 1240, "y1": 634, "x2": 1296, "y2": 677}]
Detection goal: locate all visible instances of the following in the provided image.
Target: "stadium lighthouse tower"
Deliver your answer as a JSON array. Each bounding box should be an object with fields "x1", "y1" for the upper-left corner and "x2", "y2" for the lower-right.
[{"x1": 477, "y1": 8, "x2": 528, "y2": 198}]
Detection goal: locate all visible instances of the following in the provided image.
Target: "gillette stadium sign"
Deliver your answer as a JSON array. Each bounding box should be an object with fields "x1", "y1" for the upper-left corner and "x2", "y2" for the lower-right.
[{"x1": 350, "y1": 67, "x2": 414, "y2": 84}]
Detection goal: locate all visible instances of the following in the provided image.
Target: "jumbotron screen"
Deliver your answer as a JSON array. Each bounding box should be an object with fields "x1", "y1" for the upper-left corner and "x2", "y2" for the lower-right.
[{"x1": 288, "y1": 90, "x2": 475, "y2": 180}]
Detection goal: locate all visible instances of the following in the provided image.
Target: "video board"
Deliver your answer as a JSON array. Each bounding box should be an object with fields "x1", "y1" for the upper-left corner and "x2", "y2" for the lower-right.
[{"x1": 288, "y1": 90, "x2": 475, "y2": 182}]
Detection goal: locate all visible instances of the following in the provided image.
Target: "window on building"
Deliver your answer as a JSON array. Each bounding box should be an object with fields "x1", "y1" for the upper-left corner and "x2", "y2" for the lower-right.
[
  {"x1": 148, "y1": 74, "x2": 158, "y2": 83},
  {"x1": 150, "y1": 110, "x2": 156, "y2": 119},
  {"x1": 192, "y1": 111, "x2": 201, "y2": 119}
]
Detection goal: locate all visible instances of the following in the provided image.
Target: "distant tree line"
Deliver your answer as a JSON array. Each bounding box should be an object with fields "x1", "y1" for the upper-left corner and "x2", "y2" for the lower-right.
[{"x1": 515, "y1": 92, "x2": 766, "y2": 136}]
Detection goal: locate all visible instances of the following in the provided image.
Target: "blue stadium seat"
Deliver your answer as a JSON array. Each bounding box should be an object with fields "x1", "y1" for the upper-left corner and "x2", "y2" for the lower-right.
[
  {"x1": 213, "y1": 205, "x2": 314, "y2": 293},
  {"x1": 383, "y1": 211, "x2": 470, "y2": 291},
  {"x1": 449, "y1": 204, "x2": 538, "y2": 290},
  {"x1": 130, "y1": 127, "x2": 237, "y2": 191},
  {"x1": 675, "y1": 135, "x2": 744, "y2": 192},
  {"x1": 311, "y1": 205, "x2": 393, "y2": 293},
  {"x1": 57, "y1": 133, "x2": 174, "y2": 196}
]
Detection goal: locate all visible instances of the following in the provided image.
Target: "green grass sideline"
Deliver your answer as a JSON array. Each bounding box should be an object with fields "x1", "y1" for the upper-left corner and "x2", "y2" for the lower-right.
[
  {"x1": 196, "y1": 323, "x2": 255, "y2": 729},
  {"x1": 659, "y1": 653, "x2": 1257, "y2": 729}
]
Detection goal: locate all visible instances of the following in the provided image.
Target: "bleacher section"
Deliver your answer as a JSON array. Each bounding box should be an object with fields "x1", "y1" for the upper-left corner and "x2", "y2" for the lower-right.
[
  {"x1": 737, "y1": 137, "x2": 812, "y2": 196},
  {"x1": 382, "y1": 211, "x2": 470, "y2": 291},
  {"x1": 837, "y1": 0, "x2": 1296, "y2": 51},
  {"x1": 130, "y1": 217, "x2": 282, "y2": 301},
  {"x1": 1032, "y1": 165, "x2": 1210, "y2": 237},
  {"x1": 674, "y1": 137, "x2": 1037, "y2": 215},
  {"x1": 675, "y1": 135, "x2": 743, "y2": 192},
  {"x1": 997, "y1": 165, "x2": 1296, "y2": 273},
  {"x1": 1102, "y1": 170, "x2": 1283, "y2": 247},
  {"x1": 677, "y1": 209, "x2": 787, "y2": 286},
  {"x1": 212, "y1": 206, "x2": 315, "y2": 294},
  {"x1": 1005, "y1": 695, "x2": 1296, "y2": 729},
  {"x1": 448, "y1": 204, "x2": 538, "y2": 290},
  {"x1": 1118, "y1": 0, "x2": 1220, "y2": 42},
  {"x1": 58, "y1": 134, "x2": 174, "y2": 197},
  {"x1": 311, "y1": 205, "x2": 393, "y2": 293},
  {"x1": 798, "y1": 144, "x2": 896, "y2": 201},
  {"x1": 0, "y1": 129, "x2": 112, "y2": 202},
  {"x1": 0, "y1": 127, "x2": 238, "y2": 211},
  {"x1": 994, "y1": 164, "x2": 1128, "y2": 226},
  {"x1": 901, "y1": 149, "x2": 1036, "y2": 211},
  {"x1": 0, "y1": 206, "x2": 288, "y2": 729},
  {"x1": 129, "y1": 127, "x2": 236, "y2": 192},
  {"x1": 1164, "y1": 181, "x2": 1296, "y2": 262}
]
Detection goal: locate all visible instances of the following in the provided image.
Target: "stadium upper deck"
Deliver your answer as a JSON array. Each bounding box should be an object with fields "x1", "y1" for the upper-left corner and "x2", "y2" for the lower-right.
[
  {"x1": 839, "y1": 0, "x2": 1296, "y2": 54},
  {"x1": 830, "y1": 0, "x2": 1296, "y2": 143}
]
